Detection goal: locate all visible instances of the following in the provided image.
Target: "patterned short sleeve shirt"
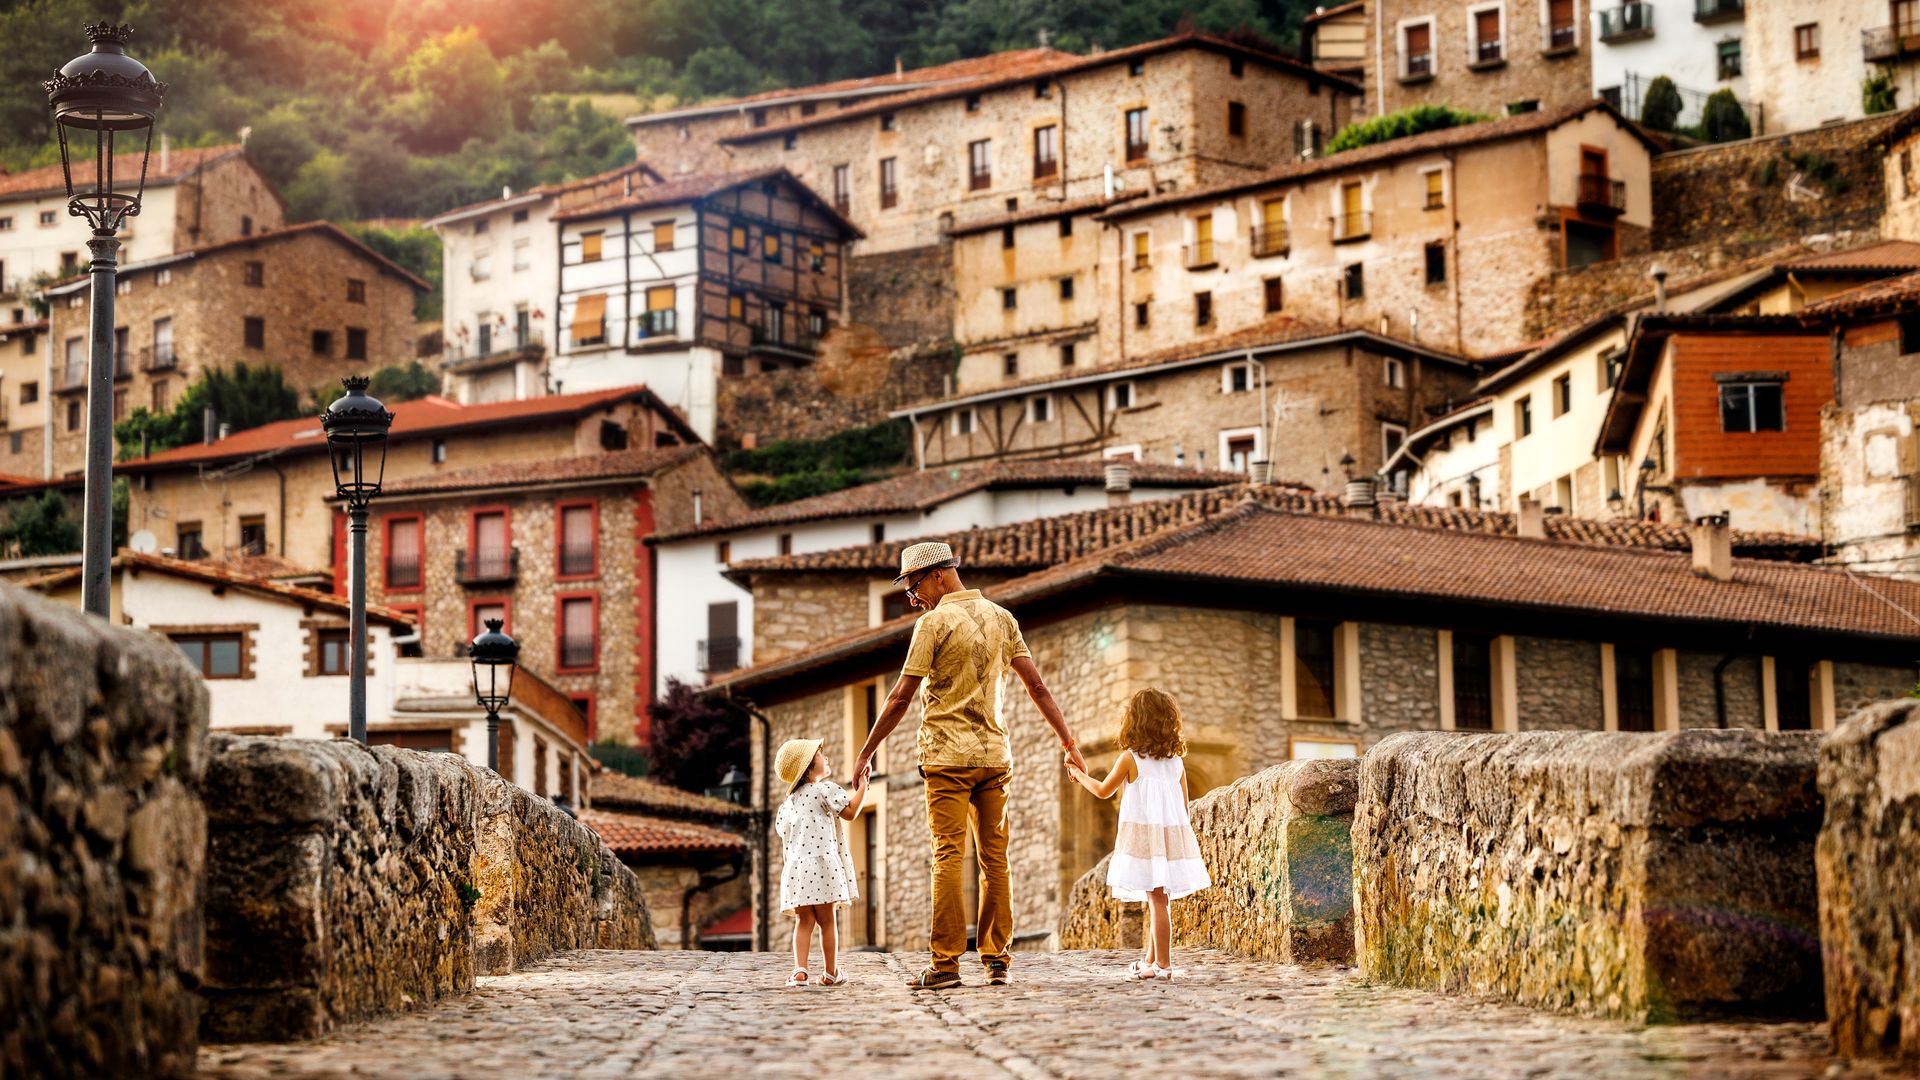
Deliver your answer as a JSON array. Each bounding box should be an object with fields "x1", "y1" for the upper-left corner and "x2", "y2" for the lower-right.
[{"x1": 901, "y1": 589, "x2": 1031, "y2": 768}]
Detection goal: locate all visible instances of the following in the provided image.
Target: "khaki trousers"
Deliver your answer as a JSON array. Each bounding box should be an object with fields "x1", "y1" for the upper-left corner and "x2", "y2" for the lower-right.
[{"x1": 923, "y1": 765, "x2": 1012, "y2": 974}]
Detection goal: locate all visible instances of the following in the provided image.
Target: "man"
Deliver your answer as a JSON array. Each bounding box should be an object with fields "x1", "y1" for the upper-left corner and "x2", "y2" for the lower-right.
[{"x1": 851, "y1": 541, "x2": 1086, "y2": 990}]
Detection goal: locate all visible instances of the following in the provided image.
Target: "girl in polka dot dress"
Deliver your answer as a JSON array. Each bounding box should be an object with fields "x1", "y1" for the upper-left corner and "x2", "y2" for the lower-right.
[{"x1": 774, "y1": 737, "x2": 867, "y2": 987}]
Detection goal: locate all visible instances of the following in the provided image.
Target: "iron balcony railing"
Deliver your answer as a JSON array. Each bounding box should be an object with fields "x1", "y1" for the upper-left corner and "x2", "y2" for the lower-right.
[
  {"x1": 1182, "y1": 239, "x2": 1216, "y2": 269},
  {"x1": 1471, "y1": 39, "x2": 1505, "y2": 66},
  {"x1": 1864, "y1": 23, "x2": 1920, "y2": 62},
  {"x1": 1545, "y1": 21, "x2": 1578, "y2": 49},
  {"x1": 143, "y1": 343, "x2": 176, "y2": 372},
  {"x1": 1250, "y1": 225, "x2": 1288, "y2": 258},
  {"x1": 384, "y1": 552, "x2": 422, "y2": 589},
  {"x1": 453, "y1": 325, "x2": 545, "y2": 362},
  {"x1": 1332, "y1": 211, "x2": 1373, "y2": 243},
  {"x1": 1576, "y1": 175, "x2": 1628, "y2": 214},
  {"x1": 750, "y1": 322, "x2": 820, "y2": 353},
  {"x1": 1693, "y1": 0, "x2": 1741, "y2": 23},
  {"x1": 698, "y1": 636, "x2": 741, "y2": 675},
  {"x1": 559, "y1": 541, "x2": 595, "y2": 577},
  {"x1": 1402, "y1": 52, "x2": 1434, "y2": 79},
  {"x1": 1598, "y1": 3, "x2": 1654, "y2": 41},
  {"x1": 559, "y1": 636, "x2": 596, "y2": 669},
  {"x1": 455, "y1": 545, "x2": 519, "y2": 586},
  {"x1": 634, "y1": 308, "x2": 677, "y2": 340}
]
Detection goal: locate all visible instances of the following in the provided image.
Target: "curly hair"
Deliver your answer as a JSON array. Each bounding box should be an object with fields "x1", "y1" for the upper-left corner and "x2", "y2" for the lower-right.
[{"x1": 1118, "y1": 687, "x2": 1187, "y2": 759}]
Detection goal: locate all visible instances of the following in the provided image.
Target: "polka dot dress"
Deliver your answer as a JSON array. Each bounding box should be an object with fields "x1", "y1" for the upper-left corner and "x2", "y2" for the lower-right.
[{"x1": 775, "y1": 780, "x2": 859, "y2": 915}]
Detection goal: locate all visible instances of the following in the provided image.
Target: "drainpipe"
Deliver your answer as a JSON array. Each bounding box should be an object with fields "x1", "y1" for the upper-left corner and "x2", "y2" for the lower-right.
[
  {"x1": 269, "y1": 458, "x2": 287, "y2": 558},
  {"x1": 1711, "y1": 652, "x2": 1738, "y2": 729},
  {"x1": 1446, "y1": 150, "x2": 1464, "y2": 356},
  {"x1": 679, "y1": 857, "x2": 744, "y2": 950},
  {"x1": 737, "y1": 699, "x2": 775, "y2": 952}
]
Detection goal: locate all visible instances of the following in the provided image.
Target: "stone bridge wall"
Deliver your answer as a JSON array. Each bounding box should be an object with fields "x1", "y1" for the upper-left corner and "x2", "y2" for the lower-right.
[
  {"x1": 202, "y1": 735, "x2": 654, "y2": 1042},
  {"x1": 1057, "y1": 759, "x2": 1359, "y2": 963},
  {"x1": 1352, "y1": 729, "x2": 1825, "y2": 1024},
  {"x1": 0, "y1": 587, "x2": 210, "y2": 1079}
]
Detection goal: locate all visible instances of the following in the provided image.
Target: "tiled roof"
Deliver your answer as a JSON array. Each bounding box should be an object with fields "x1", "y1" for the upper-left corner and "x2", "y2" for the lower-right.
[
  {"x1": 1303, "y1": 0, "x2": 1365, "y2": 23},
  {"x1": 709, "y1": 503, "x2": 1910, "y2": 697},
  {"x1": 1102, "y1": 100, "x2": 1652, "y2": 221},
  {"x1": 376, "y1": 445, "x2": 706, "y2": 498},
  {"x1": 117, "y1": 385, "x2": 696, "y2": 473},
  {"x1": 550, "y1": 167, "x2": 862, "y2": 238},
  {"x1": 1784, "y1": 240, "x2": 1920, "y2": 273},
  {"x1": 0, "y1": 144, "x2": 248, "y2": 200},
  {"x1": 652, "y1": 459, "x2": 1252, "y2": 543},
  {"x1": 581, "y1": 808, "x2": 746, "y2": 856},
  {"x1": 22, "y1": 551, "x2": 416, "y2": 627},
  {"x1": 628, "y1": 48, "x2": 1062, "y2": 125},
  {"x1": 947, "y1": 191, "x2": 1145, "y2": 237},
  {"x1": 591, "y1": 770, "x2": 748, "y2": 818},
  {"x1": 44, "y1": 221, "x2": 430, "y2": 295},
  {"x1": 723, "y1": 34, "x2": 1356, "y2": 146},
  {"x1": 422, "y1": 163, "x2": 659, "y2": 226},
  {"x1": 725, "y1": 482, "x2": 1821, "y2": 580},
  {"x1": 1800, "y1": 270, "x2": 1920, "y2": 319}
]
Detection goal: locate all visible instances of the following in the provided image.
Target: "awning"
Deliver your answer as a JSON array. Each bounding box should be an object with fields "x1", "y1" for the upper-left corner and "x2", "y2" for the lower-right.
[{"x1": 569, "y1": 293, "x2": 607, "y2": 341}]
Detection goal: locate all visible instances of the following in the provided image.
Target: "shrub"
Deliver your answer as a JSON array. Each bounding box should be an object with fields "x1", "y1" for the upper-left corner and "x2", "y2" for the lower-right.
[
  {"x1": 1700, "y1": 89, "x2": 1752, "y2": 143},
  {"x1": 1864, "y1": 70, "x2": 1898, "y2": 115},
  {"x1": 1640, "y1": 76, "x2": 1683, "y2": 133},
  {"x1": 1324, "y1": 104, "x2": 1493, "y2": 155},
  {"x1": 644, "y1": 679, "x2": 749, "y2": 794}
]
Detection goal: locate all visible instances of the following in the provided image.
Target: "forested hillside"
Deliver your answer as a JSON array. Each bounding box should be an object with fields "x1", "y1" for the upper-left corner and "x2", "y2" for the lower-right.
[{"x1": 0, "y1": 0, "x2": 1314, "y2": 223}]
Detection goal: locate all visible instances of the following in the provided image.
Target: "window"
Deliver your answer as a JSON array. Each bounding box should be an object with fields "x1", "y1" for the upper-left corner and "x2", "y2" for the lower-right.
[
  {"x1": 1791, "y1": 23, "x2": 1820, "y2": 59},
  {"x1": 310, "y1": 329, "x2": 331, "y2": 356},
  {"x1": 474, "y1": 218, "x2": 491, "y2": 235},
  {"x1": 1471, "y1": 7, "x2": 1503, "y2": 63},
  {"x1": 1135, "y1": 301, "x2": 1150, "y2": 327},
  {"x1": 1003, "y1": 353, "x2": 1019, "y2": 377},
  {"x1": 1553, "y1": 373, "x2": 1572, "y2": 417},
  {"x1": 510, "y1": 237, "x2": 531, "y2": 271},
  {"x1": 1129, "y1": 59, "x2": 1145, "y2": 76},
  {"x1": 1125, "y1": 108, "x2": 1149, "y2": 161},
  {"x1": 832, "y1": 164, "x2": 850, "y2": 213},
  {"x1": 778, "y1": 533, "x2": 794, "y2": 556},
  {"x1": 173, "y1": 633, "x2": 245, "y2": 679},
  {"x1": 703, "y1": 602, "x2": 740, "y2": 673},
  {"x1": 385, "y1": 516, "x2": 423, "y2": 589},
  {"x1": 763, "y1": 231, "x2": 782, "y2": 263},
  {"x1": 64, "y1": 336, "x2": 83, "y2": 387},
  {"x1": 19, "y1": 381, "x2": 37, "y2": 405},
  {"x1": 243, "y1": 316, "x2": 265, "y2": 349},
  {"x1": 1059, "y1": 216, "x2": 1073, "y2": 238},
  {"x1": 1451, "y1": 634, "x2": 1494, "y2": 730},
  {"x1": 1194, "y1": 290, "x2": 1213, "y2": 326},
  {"x1": 1058, "y1": 276, "x2": 1074, "y2": 301},
  {"x1": 469, "y1": 509, "x2": 510, "y2": 580},
  {"x1": 1294, "y1": 619, "x2": 1337, "y2": 718},
  {"x1": 1720, "y1": 381, "x2": 1785, "y2": 432},
  {"x1": 470, "y1": 601, "x2": 507, "y2": 641},
  {"x1": 1424, "y1": 169, "x2": 1445, "y2": 209},
  {"x1": 318, "y1": 628, "x2": 351, "y2": 676},
  {"x1": 1190, "y1": 213, "x2": 1215, "y2": 266},
  {"x1": 1599, "y1": 348, "x2": 1624, "y2": 390},
  {"x1": 1001, "y1": 287, "x2": 1017, "y2": 310},
  {"x1": 969, "y1": 139, "x2": 992, "y2": 190},
  {"x1": 1227, "y1": 101, "x2": 1247, "y2": 138},
  {"x1": 580, "y1": 230, "x2": 604, "y2": 262},
  {"x1": 112, "y1": 389, "x2": 127, "y2": 422},
  {"x1": 1615, "y1": 648, "x2": 1655, "y2": 731},
  {"x1": 512, "y1": 208, "x2": 529, "y2": 224},
  {"x1": 176, "y1": 523, "x2": 206, "y2": 560},
  {"x1": 808, "y1": 307, "x2": 827, "y2": 338},
  {"x1": 1403, "y1": 22, "x2": 1433, "y2": 77},
  {"x1": 40, "y1": 210, "x2": 58, "y2": 226},
  {"x1": 1337, "y1": 181, "x2": 1367, "y2": 240},
  {"x1": 879, "y1": 158, "x2": 898, "y2": 209},
  {"x1": 1903, "y1": 315, "x2": 1920, "y2": 356},
  {"x1": 1775, "y1": 660, "x2": 1811, "y2": 730},
  {"x1": 346, "y1": 328, "x2": 367, "y2": 360},
  {"x1": 1000, "y1": 226, "x2": 1016, "y2": 250},
  {"x1": 0, "y1": 216, "x2": 10, "y2": 230},
  {"x1": 1264, "y1": 277, "x2": 1284, "y2": 314},
  {"x1": 1717, "y1": 39, "x2": 1741, "y2": 80},
  {"x1": 347, "y1": 279, "x2": 366, "y2": 303},
  {"x1": 716, "y1": 540, "x2": 731, "y2": 564},
  {"x1": 1225, "y1": 431, "x2": 1258, "y2": 472},
  {"x1": 242, "y1": 261, "x2": 264, "y2": 287},
  {"x1": 871, "y1": 523, "x2": 886, "y2": 544},
  {"x1": 1382, "y1": 422, "x2": 1406, "y2": 459},
  {"x1": 808, "y1": 243, "x2": 826, "y2": 272},
  {"x1": 558, "y1": 596, "x2": 598, "y2": 671},
  {"x1": 1515, "y1": 396, "x2": 1533, "y2": 437},
  {"x1": 1132, "y1": 231, "x2": 1151, "y2": 269},
  {"x1": 65, "y1": 400, "x2": 81, "y2": 432},
  {"x1": 1110, "y1": 382, "x2": 1135, "y2": 409},
  {"x1": 431, "y1": 439, "x2": 446, "y2": 463},
  {"x1": 952, "y1": 409, "x2": 977, "y2": 436},
  {"x1": 1033, "y1": 125, "x2": 1059, "y2": 179},
  {"x1": 1425, "y1": 242, "x2": 1447, "y2": 285},
  {"x1": 558, "y1": 502, "x2": 596, "y2": 577},
  {"x1": 1546, "y1": 0, "x2": 1576, "y2": 47},
  {"x1": 1028, "y1": 395, "x2": 1053, "y2": 423},
  {"x1": 751, "y1": 108, "x2": 767, "y2": 127},
  {"x1": 1061, "y1": 343, "x2": 1076, "y2": 368},
  {"x1": 1384, "y1": 357, "x2": 1406, "y2": 388},
  {"x1": 1225, "y1": 363, "x2": 1252, "y2": 394},
  {"x1": 965, "y1": 93, "x2": 981, "y2": 112},
  {"x1": 1229, "y1": 55, "x2": 1245, "y2": 76},
  {"x1": 879, "y1": 113, "x2": 896, "y2": 132},
  {"x1": 1343, "y1": 262, "x2": 1364, "y2": 300},
  {"x1": 1034, "y1": 78, "x2": 1051, "y2": 99},
  {"x1": 1554, "y1": 474, "x2": 1574, "y2": 512},
  {"x1": 652, "y1": 220, "x2": 675, "y2": 251}
]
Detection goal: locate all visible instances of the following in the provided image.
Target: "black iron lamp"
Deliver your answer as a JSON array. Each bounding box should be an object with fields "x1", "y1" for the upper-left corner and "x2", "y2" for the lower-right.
[
  {"x1": 470, "y1": 618, "x2": 521, "y2": 772},
  {"x1": 712, "y1": 766, "x2": 751, "y2": 806},
  {"x1": 44, "y1": 23, "x2": 165, "y2": 619},
  {"x1": 322, "y1": 376, "x2": 395, "y2": 743},
  {"x1": 1466, "y1": 473, "x2": 1483, "y2": 510}
]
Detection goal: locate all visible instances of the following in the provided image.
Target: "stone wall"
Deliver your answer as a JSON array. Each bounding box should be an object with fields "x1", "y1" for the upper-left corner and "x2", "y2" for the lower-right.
[
  {"x1": 1353, "y1": 729, "x2": 1824, "y2": 1023},
  {"x1": 717, "y1": 337, "x2": 950, "y2": 452},
  {"x1": 845, "y1": 246, "x2": 955, "y2": 348},
  {"x1": 0, "y1": 587, "x2": 210, "y2": 1079},
  {"x1": 1057, "y1": 759, "x2": 1358, "y2": 964},
  {"x1": 202, "y1": 735, "x2": 652, "y2": 1042},
  {"x1": 1514, "y1": 637, "x2": 1604, "y2": 731},
  {"x1": 1817, "y1": 699, "x2": 1920, "y2": 1061}
]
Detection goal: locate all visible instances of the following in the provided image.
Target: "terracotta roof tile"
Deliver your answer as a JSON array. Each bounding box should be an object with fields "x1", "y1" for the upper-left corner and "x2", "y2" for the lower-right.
[
  {"x1": 947, "y1": 192, "x2": 1145, "y2": 237},
  {"x1": 581, "y1": 808, "x2": 746, "y2": 856},
  {"x1": 44, "y1": 221, "x2": 430, "y2": 295},
  {"x1": 1800, "y1": 270, "x2": 1920, "y2": 319},
  {"x1": 591, "y1": 771, "x2": 748, "y2": 818},
  {"x1": 0, "y1": 145, "x2": 247, "y2": 200},
  {"x1": 1784, "y1": 240, "x2": 1920, "y2": 273},
  {"x1": 424, "y1": 163, "x2": 659, "y2": 225},
  {"x1": 549, "y1": 167, "x2": 862, "y2": 238},
  {"x1": 653, "y1": 459, "x2": 1252, "y2": 542},
  {"x1": 377, "y1": 445, "x2": 706, "y2": 498},
  {"x1": 22, "y1": 551, "x2": 415, "y2": 627},
  {"x1": 629, "y1": 49, "x2": 1063, "y2": 123}
]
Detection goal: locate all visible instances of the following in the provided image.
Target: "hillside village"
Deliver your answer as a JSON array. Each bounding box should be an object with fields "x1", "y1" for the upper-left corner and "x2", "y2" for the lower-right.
[{"x1": 8, "y1": 6, "x2": 1920, "y2": 953}]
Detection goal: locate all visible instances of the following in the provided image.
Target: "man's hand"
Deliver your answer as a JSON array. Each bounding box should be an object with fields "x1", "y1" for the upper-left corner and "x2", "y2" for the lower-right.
[
  {"x1": 1063, "y1": 741, "x2": 1087, "y2": 774},
  {"x1": 852, "y1": 768, "x2": 868, "y2": 791},
  {"x1": 851, "y1": 754, "x2": 873, "y2": 785}
]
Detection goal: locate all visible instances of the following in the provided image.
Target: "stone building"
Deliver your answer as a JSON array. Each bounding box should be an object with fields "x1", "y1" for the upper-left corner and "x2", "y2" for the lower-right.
[
  {"x1": 1882, "y1": 108, "x2": 1920, "y2": 243},
  {"x1": 709, "y1": 500, "x2": 1917, "y2": 953},
  {"x1": 352, "y1": 445, "x2": 742, "y2": 746},
  {"x1": 21, "y1": 223, "x2": 426, "y2": 480},
  {"x1": 551, "y1": 169, "x2": 861, "y2": 445},
  {"x1": 1745, "y1": 0, "x2": 1899, "y2": 134},
  {"x1": 1304, "y1": 2, "x2": 1370, "y2": 89},
  {"x1": 1368, "y1": 0, "x2": 1593, "y2": 118},
  {"x1": 892, "y1": 321, "x2": 1478, "y2": 487},
  {"x1": 117, "y1": 384, "x2": 699, "y2": 573},
  {"x1": 1094, "y1": 101, "x2": 1655, "y2": 362},
  {"x1": 583, "y1": 771, "x2": 750, "y2": 950},
  {"x1": 425, "y1": 162, "x2": 660, "y2": 405}
]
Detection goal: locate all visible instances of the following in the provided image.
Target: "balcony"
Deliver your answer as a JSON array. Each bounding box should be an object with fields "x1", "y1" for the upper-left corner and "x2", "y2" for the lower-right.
[
  {"x1": 1250, "y1": 225, "x2": 1289, "y2": 258},
  {"x1": 698, "y1": 636, "x2": 741, "y2": 675},
  {"x1": 142, "y1": 343, "x2": 176, "y2": 372},
  {"x1": 1182, "y1": 239, "x2": 1217, "y2": 270},
  {"x1": 455, "y1": 546, "x2": 519, "y2": 586},
  {"x1": 1332, "y1": 211, "x2": 1372, "y2": 243},
  {"x1": 558, "y1": 636, "x2": 596, "y2": 670},
  {"x1": 749, "y1": 322, "x2": 820, "y2": 355},
  {"x1": 1400, "y1": 53, "x2": 1434, "y2": 82},
  {"x1": 1469, "y1": 40, "x2": 1505, "y2": 70},
  {"x1": 1597, "y1": 3, "x2": 1653, "y2": 42},
  {"x1": 559, "y1": 541, "x2": 595, "y2": 578},
  {"x1": 1693, "y1": 0, "x2": 1741, "y2": 25},
  {"x1": 1543, "y1": 22, "x2": 1579, "y2": 52},
  {"x1": 384, "y1": 554, "x2": 422, "y2": 590},
  {"x1": 633, "y1": 308, "x2": 677, "y2": 341},
  {"x1": 1864, "y1": 24, "x2": 1920, "y2": 63},
  {"x1": 1576, "y1": 175, "x2": 1627, "y2": 215},
  {"x1": 448, "y1": 325, "x2": 545, "y2": 365}
]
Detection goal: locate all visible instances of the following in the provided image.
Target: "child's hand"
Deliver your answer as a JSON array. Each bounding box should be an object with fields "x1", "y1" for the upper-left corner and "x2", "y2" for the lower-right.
[{"x1": 852, "y1": 769, "x2": 867, "y2": 790}]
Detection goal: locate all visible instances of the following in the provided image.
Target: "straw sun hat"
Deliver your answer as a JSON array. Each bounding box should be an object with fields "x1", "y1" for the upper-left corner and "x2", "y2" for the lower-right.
[
  {"x1": 892, "y1": 540, "x2": 959, "y2": 584},
  {"x1": 775, "y1": 737, "x2": 824, "y2": 791}
]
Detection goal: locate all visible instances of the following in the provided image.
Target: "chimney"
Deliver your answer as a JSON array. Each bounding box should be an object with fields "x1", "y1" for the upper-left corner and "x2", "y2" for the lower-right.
[
  {"x1": 219, "y1": 422, "x2": 232, "y2": 441},
  {"x1": 1690, "y1": 514, "x2": 1732, "y2": 581},
  {"x1": 1345, "y1": 476, "x2": 1376, "y2": 516},
  {"x1": 692, "y1": 488, "x2": 704, "y2": 527},
  {"x1": 1650, "y1": 264, "x2": 1669, "y2": 313},
  {"x1": 1517, "y1": 496, "x2": 1546, "y2": 539},
  {"x1": 159, "y1": 132, "x2": 170, "y2": 173},
  {"x1": 1104, "y1": 461, "x2": 1133, "y2": 506},
  {"x1": 895, "y1": 55, "x2": 904, "y2": 78},
  {"x1": 502, "y1": 185, "x2": 513, "y2": 200},
  {"x1": 203, "y1": 405, "x2": 217, "y2": 444}
]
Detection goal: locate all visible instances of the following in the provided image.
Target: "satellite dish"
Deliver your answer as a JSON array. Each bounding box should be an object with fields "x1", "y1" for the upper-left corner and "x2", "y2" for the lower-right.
[{"x1": 129, "y1": 530, "x2": 158, "y2": 554}]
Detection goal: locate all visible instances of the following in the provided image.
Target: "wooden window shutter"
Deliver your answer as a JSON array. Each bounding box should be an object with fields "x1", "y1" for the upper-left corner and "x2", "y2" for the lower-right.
[
  {"x1": 1406, "y1": 24, "x2": 1430, "y2": 52},
  {"x1": 570, "y1": 293, "x2": 607, "y2": 340},
  {"x1": 580, "y1": 232, "x2": 603, "y2": 261},
  {"x1": 1475, "y1": 10, "x2": 1500, "y2": 41},
  {"x1": 646, "y1": 285, "x2": 675, "y2": 311}
]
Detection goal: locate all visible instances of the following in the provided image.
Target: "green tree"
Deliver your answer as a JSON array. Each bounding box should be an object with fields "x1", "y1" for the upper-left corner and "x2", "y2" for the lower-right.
[
  {"x1": 396, "y1": 26, "x2": 511, "y2": 153},
  {"x1": 314, "y1": 361, "x2": 441, "y2": 407},
  {"x1": 1325, "y1": 104, "x2": 1493, "y2": 155},
  {"x1": 1864, "y1": 70, "x2": 1899, "y2": 115},
  {"x1": 114, "y1": 363, "x2": 304, "y2": 459},
  {"x1": 645, "y1": 679, "x2": 750, "y2": 793},
  {"x1": 1639, "y1": 75, "x2": 1683, "y2": 133},
  {"x1": 1700, "y1": 88, "x2": 1752, "y2": 143},
  {"x1": 346, "y1": 222, "x2": 444, "y2": 320},
  {"x1": 0, "y1": 490, "x2": 82, "y2": 558}
]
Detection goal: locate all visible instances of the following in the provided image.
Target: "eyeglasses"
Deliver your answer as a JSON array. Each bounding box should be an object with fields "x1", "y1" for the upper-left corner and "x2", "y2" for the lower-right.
[{"x1": 902, "y1": 566, "x2": 939, "y2": 597}]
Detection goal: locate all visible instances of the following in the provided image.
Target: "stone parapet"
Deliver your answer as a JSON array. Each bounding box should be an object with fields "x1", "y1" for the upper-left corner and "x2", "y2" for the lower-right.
[
  {"x1": 202, "y1": 736, "x2": 652, "y2": 1041},
  {"x1": 1353, "y1": 729, "x2": 1824, "y2": 1023},
  {"x1": 1817, "y1": 699, "x2": 1920, "y2": 1062},
  {"x1": 0, "y1": 586, "x2": 210, "y2": 1079},
  {"x1": 1057, "y1": 759, "x2": 1359, "y2": 963}
]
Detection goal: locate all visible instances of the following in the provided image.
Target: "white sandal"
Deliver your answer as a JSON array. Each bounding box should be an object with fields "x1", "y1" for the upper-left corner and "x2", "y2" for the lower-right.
[
  {"x1": 786, "y1": 968, "x2": 809, "y2": 987},
  {"x1": 819, "y1": 971, "x2": 846, "y2": 987}
]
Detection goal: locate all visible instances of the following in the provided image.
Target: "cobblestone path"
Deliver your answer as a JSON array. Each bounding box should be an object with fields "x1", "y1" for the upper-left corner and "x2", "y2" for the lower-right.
[{"x1": 199, "y1": 949, "x2": 1905, "y2": 1079}]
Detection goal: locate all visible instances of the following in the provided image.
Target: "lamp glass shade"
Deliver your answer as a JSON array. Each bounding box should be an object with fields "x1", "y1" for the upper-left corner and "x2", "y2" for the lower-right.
[
  {"x1": 44, "y1": 24, "x2": 165, "y2": 233},
  {"x1": 322, "y1": 376, "x2": 393, "y2": 504},
  {"x1": 470, "y1": 618, "x2": 520, "y2": 711}
]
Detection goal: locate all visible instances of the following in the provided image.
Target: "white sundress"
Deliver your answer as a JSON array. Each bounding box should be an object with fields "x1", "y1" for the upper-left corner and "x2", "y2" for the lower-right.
[
  {"x1": 1107, "y1": 754, "x2": 1212, "y2": 902},
  {"x1": 775, "y1": 780, "x2": 859, "y2": 916}
]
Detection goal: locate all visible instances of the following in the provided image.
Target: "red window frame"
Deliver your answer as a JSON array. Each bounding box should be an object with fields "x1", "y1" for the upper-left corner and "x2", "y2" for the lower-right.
[
  {"x1": 554, "y1": 591, "x2": 600, "y2": 674},
  {"x1": 555, "y1": 498, "x2": 600, "y2": 581},
  {"x1": 382, "y1": 513, "x2": 425, "y2": 594},
  {"x1": 467, "y1": 504, "x2": 512, "y2": 577},
  {"x1": 468, "y1": 597, "x2": 511, "y2": 639}
]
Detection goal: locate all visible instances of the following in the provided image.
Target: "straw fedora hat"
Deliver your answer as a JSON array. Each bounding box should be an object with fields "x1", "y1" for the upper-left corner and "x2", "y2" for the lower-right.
[
  {"x1": 893, "y1": 540, "x2": 959, "y2": 584},
  {"x1": 775, "y1": 737, "x2": 824, "y2": 790}
]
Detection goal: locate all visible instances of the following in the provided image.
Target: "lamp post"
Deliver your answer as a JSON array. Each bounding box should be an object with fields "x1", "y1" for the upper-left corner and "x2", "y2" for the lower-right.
[
  {"x1": 470, "y1": 619, "x2": 520, "y2": 771},
  {"x1": 43, "y1": 23, "x2": 165, "y2": 618},
  {"x1": 321, "y1": 376, "x2": 393, "y2": 744},
  {"x1": 1466, "y1": 473, "x2": 1483, "y2": 510},
  {"x1": 1636, "y1": 456, "x2": 1657, "y2": 519}
]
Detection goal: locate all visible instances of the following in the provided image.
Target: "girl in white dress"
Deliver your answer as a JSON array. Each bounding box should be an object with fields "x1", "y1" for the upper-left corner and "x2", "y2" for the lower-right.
[
  {"x1": 1065, "y1": 688, "x2": 1211, "y2": 981},
  {"x1": 773, "y1": 737, "x2": 866, "y2": 987}
]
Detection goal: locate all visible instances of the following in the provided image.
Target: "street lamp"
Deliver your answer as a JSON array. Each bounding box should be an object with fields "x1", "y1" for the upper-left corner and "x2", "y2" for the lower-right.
[
  {"x1": 321, "y1": 376, "x2": 393, "y2": 743},
  {"x1": 1466, "y1": 473, "x2": 1483, "y2": 510},
  {"x1": 469, "y1": 618, "x2": 520, "y2": 772},
  {"x1": 711, "y1": 766, "x2": 751, "y2": 806},
  {"x1": 44, "y1": 23, "x2": 165, "y2": 618}
]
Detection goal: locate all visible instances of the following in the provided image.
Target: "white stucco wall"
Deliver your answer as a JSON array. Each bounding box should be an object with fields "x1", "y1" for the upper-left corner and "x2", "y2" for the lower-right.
[
  {"x1": 1591, "y1": 1, "x2": 1747, "y2": 129},
  {"x1": 1398, "y1": 407, "x2": 1502, "y2": 507},
  {"x1": 1744, "y1": 0, "x2": 1875, "y2": 134},
  {"x1": 434, "y1": 194, "x2": 561, "y2": 368},
  {"x1": 1490, "y1": 324, "x2": 1627, "y2": 514}
]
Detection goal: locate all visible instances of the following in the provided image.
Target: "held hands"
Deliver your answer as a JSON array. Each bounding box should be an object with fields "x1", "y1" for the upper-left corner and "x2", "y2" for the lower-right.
[{"x1": 1062, "y1": 741, "x2": 1088, "y2": 774}]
